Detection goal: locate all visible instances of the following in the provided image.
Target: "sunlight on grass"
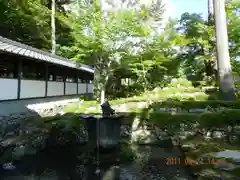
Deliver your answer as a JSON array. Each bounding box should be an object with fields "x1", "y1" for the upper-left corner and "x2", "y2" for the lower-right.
[{"x1": 64, "y1": 87, "x2": 210, "y2": 114}]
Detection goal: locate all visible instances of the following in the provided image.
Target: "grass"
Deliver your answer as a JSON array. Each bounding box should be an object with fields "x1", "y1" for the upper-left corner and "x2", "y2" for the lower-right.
[{"x1": 64, "y1": 86, "x2": 210, "y2": 114}]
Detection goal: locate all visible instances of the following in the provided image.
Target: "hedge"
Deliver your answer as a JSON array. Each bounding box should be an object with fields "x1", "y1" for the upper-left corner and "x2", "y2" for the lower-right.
[
  {"x1": 134, "y1": 109, "x2": 240, "y2": 131},
  {"x1": 149, "y1": 100, "x2": 240, "y2": 110}
]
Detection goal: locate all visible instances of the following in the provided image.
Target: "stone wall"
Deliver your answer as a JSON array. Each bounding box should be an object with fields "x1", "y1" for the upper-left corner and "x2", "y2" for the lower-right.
[
  {"x1": 0, "y1": 98, "x2": 83, "y2": 162},
  {"x1": 2, "y1": 99, "x2": 240, "y2": 163},
  {"x1": 0, "y1": 98, "x2": 80, "y2": 140}
]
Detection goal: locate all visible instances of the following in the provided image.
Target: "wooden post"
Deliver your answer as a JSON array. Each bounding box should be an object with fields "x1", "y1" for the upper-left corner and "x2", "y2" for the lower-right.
[
  {"x1": 17, "y1": 59, "x2": 22, "y2": 99},
  {"x1": 45, "y1": 63, "x2": 48, "y2": 97}
]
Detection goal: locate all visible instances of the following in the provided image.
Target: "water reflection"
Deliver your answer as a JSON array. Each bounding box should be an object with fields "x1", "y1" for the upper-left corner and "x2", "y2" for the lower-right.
[{"x1": 0, "y1": 144, "x2": 195, "y2": 180}]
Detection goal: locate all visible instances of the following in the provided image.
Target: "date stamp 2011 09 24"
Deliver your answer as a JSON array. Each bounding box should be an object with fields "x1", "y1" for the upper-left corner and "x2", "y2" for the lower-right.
[{"x1": 165, "y1": 157, "x2": 226, "y2": 166}]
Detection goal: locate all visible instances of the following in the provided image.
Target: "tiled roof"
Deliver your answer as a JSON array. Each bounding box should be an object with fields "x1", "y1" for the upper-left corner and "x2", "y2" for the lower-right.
[{"x1": 0, "y1": 36, "x2": 94, "y2": 73}]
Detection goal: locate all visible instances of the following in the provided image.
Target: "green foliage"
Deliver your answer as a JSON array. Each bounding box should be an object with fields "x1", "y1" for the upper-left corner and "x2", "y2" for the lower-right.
[
  {"x1": 150, "y1": 100, "x2": 240, "y2": 111},
  {"x1": 0, "y1": 0, "x2": 73, "y2": 50},
  {"x1": 1, "y1": 0, "x2": 240, "y2": 98},
  {"x1": 141, "y1": 109, "x2": 240, "y2": 130}
]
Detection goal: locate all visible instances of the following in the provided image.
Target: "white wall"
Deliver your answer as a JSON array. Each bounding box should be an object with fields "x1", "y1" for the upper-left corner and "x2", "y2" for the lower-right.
[
  {"x1": 47, "y1": 81, "x2": 64, "y2": 96},
  {"x1": 20, "y1": 80, "x2": 45, "y2": 98},
  {"x1": 0, "y1": 78, "x2": 18, "y2": 100},
  {"x1": 78, "y1": 83, "x2": 86, "y2": 94},
  {"x1": 88, "y1": 83, "x2": 94, "y2": 93},
  {"x1": 65, "y1": 82, "x2": 77, "y2": 95}
]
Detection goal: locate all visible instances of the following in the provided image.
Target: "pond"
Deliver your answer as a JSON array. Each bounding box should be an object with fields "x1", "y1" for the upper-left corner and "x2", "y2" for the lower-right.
[{"x1": 0, "y1": 144, "x2": 195, "y2": 180}]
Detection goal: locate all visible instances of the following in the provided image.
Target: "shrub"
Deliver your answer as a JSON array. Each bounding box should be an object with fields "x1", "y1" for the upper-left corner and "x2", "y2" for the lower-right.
[
  {"x1": 149, "y1": 100, "x2": 240, "y2": 110},
  {"x1": 137, "y1": 108, "x2": 240, "y2": 132}
]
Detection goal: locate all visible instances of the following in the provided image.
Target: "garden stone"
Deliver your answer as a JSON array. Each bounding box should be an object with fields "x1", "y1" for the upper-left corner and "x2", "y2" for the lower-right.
[
  {"x1": 154, "y1": 126, "x2": 169, "y2": 139},
  {"x1": 131, "y1": 128, "x2": 158, "y2": 144},
  {"x1": 121, "y1": 125, "x2": 131, "y2": 137},
  {"x1": 189, "y1": 108, "x2": 205, "y2": 113},
  {"x1": 212, "y1": 130, "x2": 225, "y2": 139},
  {"x1": 153, "y1": 87, "x2": 161, "y2": 91},
  {"x1": 204, "y1": 131, "x2": 212, "y2": 139},
  {"x1": 166, "y1": 98, "x2": 174, "y2": 103},
  {"x1": 2, "y1": 162, "x2": 16, "y2": 170},
  {"x1": 167, "y1": 108, "x2": 177, "y2": 113},
  {"x1": 171, "y1": 78, "x2": 177, "y2": 83},
  {"x1": 158, "y1": 108, "x2": 166, "y2": 112},
  {"x1": 176, "y1": 131, "x2": 195, "y2": 140},
  {"x1": 228, "y1": 135, "x2": 239, "y2": 144},
  {"x1": 12, "y1": 145, "x2": 25, "y2": 159},
  {"x1": 131, "y1": 117, "x2": 141, "y2": 131},
  {"x1": 215, "y1": 162, "x2": 236, "y2": 171},
  {"x1": 233, "y1": 126, "x2": 240, "y2": 134},
  {"x1": 181, "y1": 143, "x2": 196, "y2": 152}
]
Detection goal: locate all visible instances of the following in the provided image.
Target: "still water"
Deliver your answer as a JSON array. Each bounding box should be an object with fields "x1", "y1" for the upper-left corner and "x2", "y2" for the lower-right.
[{"x1": 0, "y1": 144, "x2": 194, "y2": 180}]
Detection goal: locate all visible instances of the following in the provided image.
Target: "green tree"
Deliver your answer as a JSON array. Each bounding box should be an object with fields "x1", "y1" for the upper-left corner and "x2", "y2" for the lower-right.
[{"x1": 0, "y1": 0, "x2": 73, "y2": 50}]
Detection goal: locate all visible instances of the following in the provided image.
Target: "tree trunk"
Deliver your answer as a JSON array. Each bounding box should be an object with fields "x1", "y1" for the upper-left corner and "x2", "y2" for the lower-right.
[
  {"x1": 100, "y1": 89, "x2": 105, "y2": 105},
  {"x1": 51, "y1": 0, "x2": 56, "y2": 55},
  {"x1": 213, "y1": 0, "x2": 235, "y2": 100}
]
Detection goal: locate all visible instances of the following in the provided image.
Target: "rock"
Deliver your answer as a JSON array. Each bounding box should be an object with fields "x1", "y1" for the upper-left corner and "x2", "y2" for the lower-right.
[
  {"x1": 233, "y1": 126, "x2": 240, "y2": 134},
  {"x1": 121, "y1": 125, "x2": 131, "y2": 137},
  {"x1": 158, "y1": 108, "x2": 166, "y2": 112},
  {"x1": 171, "y1": 78, "x2": 177, "y2": 83},
  {"x1": 12, "y1": 145, "x2": 25, "y2": 159},
  {"x1": 168, "y1": 108, "x2": 177, "y2": 113},
  {"x1": 131, "y1": 117, "x2": 141, "y2": 131},
  {"x1": 131, "y1": 128, "x2": 157, "y2": 144},
  {"x1": 189, "y1": 108, "x2": 205, "y2": 113},
  {"x1": 215, "y1": 162, "x2": 236, "y2": 171},
  {"x1": 204, "y1": 131, "x2": 212, "y2": 139},
  {"x1": 166, "y1": 98, "x2": 174, "y2": 103},
  {"x1": 181, "y1": 143, "x2": 196, "y2": 152},
  {"x1": 228, "y1": 135, "x2": 238, "y2": 144},
  {"x1": 2, "y1": 162, "x2": 16, "y2": 170},
  {"x1": 130, "y1": 126, "x2": 168, "y2": 145},
  {"x1": 162, "y1": 87, "x2": 168, "y2": 90},
  {"x1": 154, "y1": 126, "x2": 168, "y2": 138},
  {"x1": 176, "y1": 131, "x2": 195, "y2": 140},
  {"x1": 212, "y1": 130, "x2": 225, "y2": 139},
  {"x1": 153, "y1": 87, "x2": 161, "y2": 91}
]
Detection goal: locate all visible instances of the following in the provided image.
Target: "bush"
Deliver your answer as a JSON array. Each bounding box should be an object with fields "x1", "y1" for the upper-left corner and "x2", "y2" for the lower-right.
[
  {"x1": 137, "y1": 108, "x2": 240, "y2": 131},
  {"x1": 149, "y1": 100, "x2": 240, "y2": 110},
  {"x1": 106, "y1": 84, "x2": 144, "y2": 99}
]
